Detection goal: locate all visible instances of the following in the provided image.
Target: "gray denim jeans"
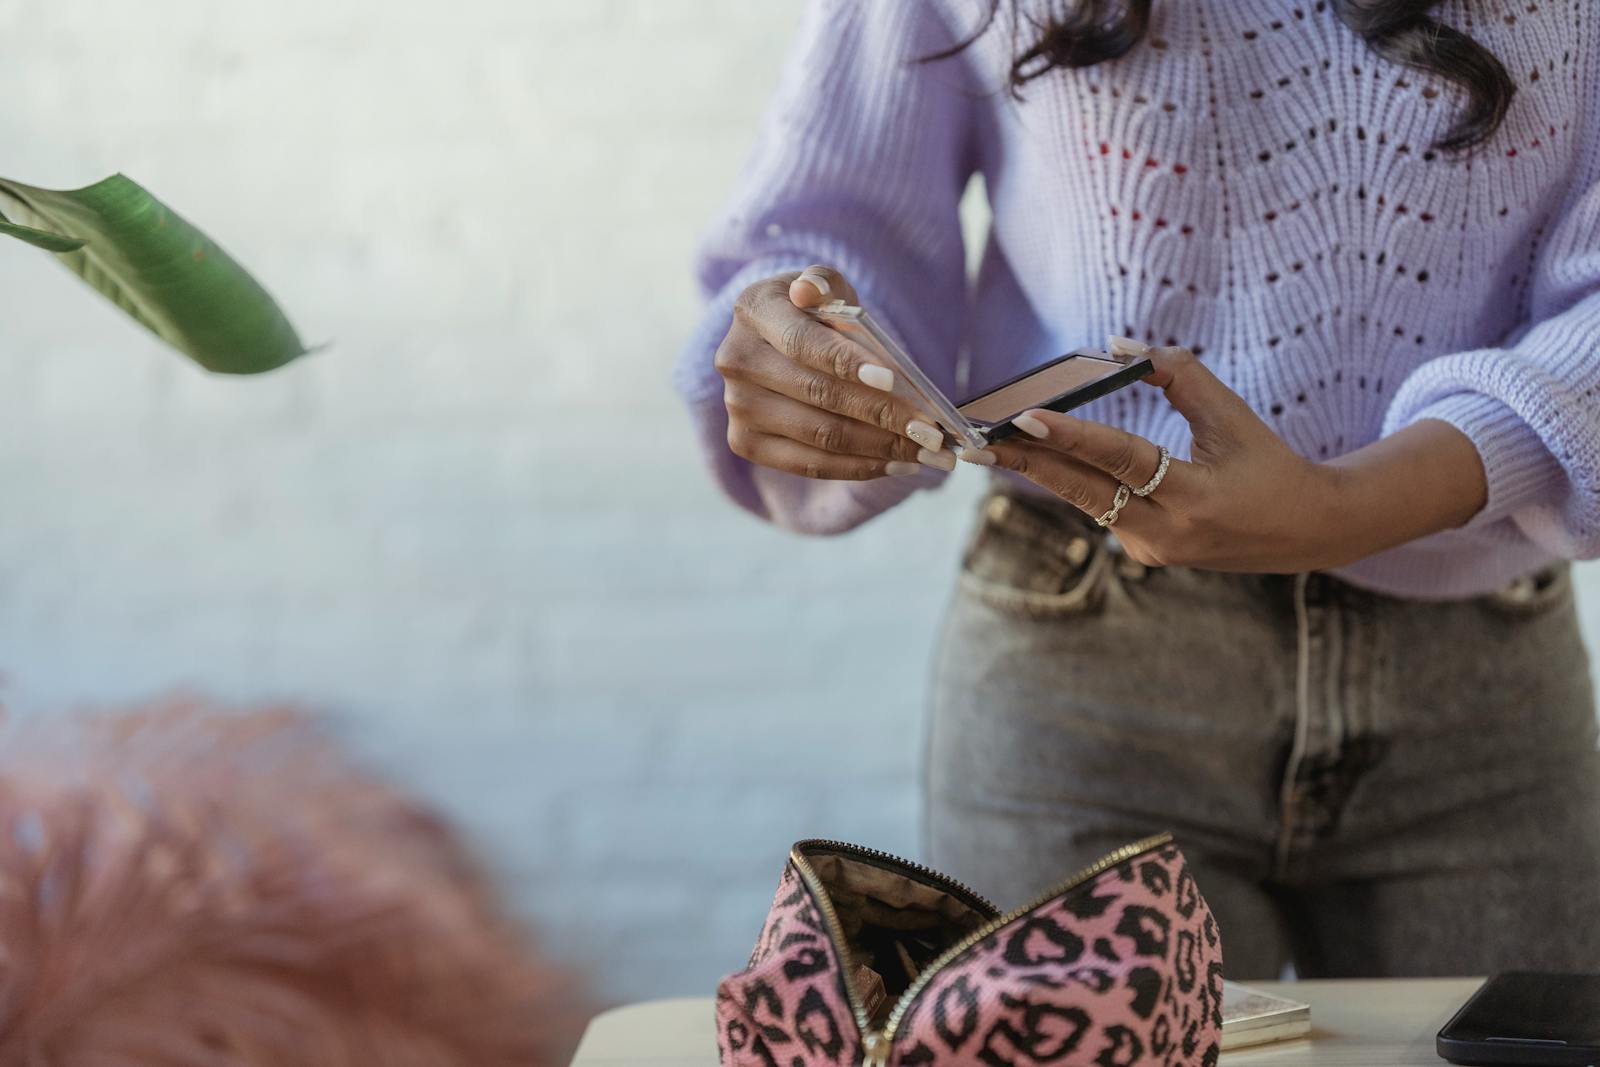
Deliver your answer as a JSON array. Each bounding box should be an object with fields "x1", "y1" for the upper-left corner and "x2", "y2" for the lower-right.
[{"x1": 926, "y1": 481, "x2": 1600, "y2": 979}]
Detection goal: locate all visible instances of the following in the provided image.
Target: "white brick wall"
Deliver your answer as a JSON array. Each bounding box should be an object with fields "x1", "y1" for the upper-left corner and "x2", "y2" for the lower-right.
[{"x1": 0, "y1": 0, "x2": 1595, "y2": 1008}]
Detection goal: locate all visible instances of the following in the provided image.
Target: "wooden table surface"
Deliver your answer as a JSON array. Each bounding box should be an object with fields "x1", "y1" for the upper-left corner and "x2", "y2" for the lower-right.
[{"x1": 570, "y1": 978, "x2": 1483, "y2": 1066}]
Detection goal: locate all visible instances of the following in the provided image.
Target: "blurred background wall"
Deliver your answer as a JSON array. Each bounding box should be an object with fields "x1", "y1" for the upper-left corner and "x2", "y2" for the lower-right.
[{"x1": 0, "y1": 0, "x2": 1595, "y2": 1008}]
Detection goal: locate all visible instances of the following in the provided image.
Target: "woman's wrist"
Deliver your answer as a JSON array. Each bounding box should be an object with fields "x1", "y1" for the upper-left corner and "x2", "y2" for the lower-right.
[
  {"x1": 977, "y1": 342, "x2": 1494, "y2": 576},
  {"x1": 1316, "y1": 419, "x2": 1489, "y2": 566}
]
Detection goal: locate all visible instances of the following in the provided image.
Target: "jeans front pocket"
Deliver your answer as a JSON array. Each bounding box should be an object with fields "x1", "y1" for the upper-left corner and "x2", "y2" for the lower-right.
[
  {"x1": 957, "y1": 493, "x2": 1109, "y2": 618},
  {"x1": 1481, "y1": 563, "x2": 1573, "y2": 618}
]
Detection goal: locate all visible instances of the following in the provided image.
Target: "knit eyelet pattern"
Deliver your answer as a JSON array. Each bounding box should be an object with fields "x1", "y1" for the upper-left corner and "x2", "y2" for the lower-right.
[{"x1": 679, "y1": 0, "x2": 1599, "y2": 597}]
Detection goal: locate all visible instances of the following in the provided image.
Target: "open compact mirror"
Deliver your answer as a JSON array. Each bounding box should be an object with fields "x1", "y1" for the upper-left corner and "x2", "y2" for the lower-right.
[{"x1": 805, "y1": 301, "x2": 1153, "y2": 449}]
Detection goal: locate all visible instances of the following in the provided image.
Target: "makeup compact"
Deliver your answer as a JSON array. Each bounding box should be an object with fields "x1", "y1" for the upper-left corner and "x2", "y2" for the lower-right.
[{"x1": 805, "y1": 301, "x2": 1153, "y2": 451}]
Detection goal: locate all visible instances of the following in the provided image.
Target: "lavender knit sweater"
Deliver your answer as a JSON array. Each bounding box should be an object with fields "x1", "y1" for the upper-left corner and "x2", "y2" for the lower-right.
[{"x1": 675, "y1": 0, "x2": 1599, "y2": 599}]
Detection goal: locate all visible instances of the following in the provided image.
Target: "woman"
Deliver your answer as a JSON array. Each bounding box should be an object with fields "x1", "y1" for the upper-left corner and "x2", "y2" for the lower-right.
[{"x1": 676, "y1": 0, "x2": 1600, "y2": 978}]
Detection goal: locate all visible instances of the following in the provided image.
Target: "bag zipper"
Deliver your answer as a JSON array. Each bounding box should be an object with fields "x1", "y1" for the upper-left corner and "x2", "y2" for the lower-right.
[
  {"x1": 787, "y1": 841, "x2": 998, "y2": 1066},
  {"x1": 789, "y1": 833, "x2": 1173, "y2": 1067},
  {"x1": 791, "y1": 839, "x2": 1000, "y2": 917}
]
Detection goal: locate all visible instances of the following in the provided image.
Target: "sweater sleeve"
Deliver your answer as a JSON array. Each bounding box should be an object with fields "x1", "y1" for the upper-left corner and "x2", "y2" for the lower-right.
[
  {"x1": 1382, "y1": 130, "x2": 1600, "y2": 560},
  {"x1": 672, "y1": 0, "x2": 979, "y2": 535}
]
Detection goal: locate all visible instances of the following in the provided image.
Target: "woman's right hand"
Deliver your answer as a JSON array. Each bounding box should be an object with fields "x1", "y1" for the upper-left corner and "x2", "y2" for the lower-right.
[{"x1": 714, "y1": 265, "x2": 957, "y2": 480}]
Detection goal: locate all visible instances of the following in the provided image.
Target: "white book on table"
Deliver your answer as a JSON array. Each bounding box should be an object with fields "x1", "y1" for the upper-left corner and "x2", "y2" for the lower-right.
[{"x1": 1222, "y1": 981, "x2": 1312, "y2": 1049}]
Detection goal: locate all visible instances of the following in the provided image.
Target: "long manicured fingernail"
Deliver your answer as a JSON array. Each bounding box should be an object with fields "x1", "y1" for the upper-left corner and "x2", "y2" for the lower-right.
[
  {"x1": 959, "y1": 448, "x2": 997, "y2": 466},
  {"x1": 1108, "y1": 334, "x2": 1151, "y2": 356},
  {"x1": 1012, "y1": 412, "x2": 1050, "y2": 439},
  {"x1": 918, "y1": 448, "x2": 956, "y2": 472},
  {"x1": 797, "y1": 270, "x2": 831, "y2": 297},
  {"x1": 858, "y1": 363, "x2": 894, "y2": 392},
  {"x1": 886, "y1": 461, "x2": 919, "y2": 477},
  {"x1": 906, "y1": 420, "x2": 943, "y2": 450}
]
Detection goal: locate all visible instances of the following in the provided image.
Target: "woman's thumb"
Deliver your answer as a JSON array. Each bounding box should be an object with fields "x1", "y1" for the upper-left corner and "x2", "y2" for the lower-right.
[
  {"x1": 788, "y1": 264, "x2": 859, "y2": 308},
  {"x1": 1122, "y1": 340, "x2": 1255, "y2": 435}
]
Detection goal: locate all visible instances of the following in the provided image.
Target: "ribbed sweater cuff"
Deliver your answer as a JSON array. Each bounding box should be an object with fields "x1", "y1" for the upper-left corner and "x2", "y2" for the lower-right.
[{"x1": 1403, "y1": 392, "x2": 1567, "y2": 530}]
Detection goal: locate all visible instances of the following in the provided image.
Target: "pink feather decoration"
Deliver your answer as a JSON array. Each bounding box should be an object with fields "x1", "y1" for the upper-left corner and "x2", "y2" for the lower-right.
[{"x1": 0, "y1": 701, "x2": 575, "y2": 1067}]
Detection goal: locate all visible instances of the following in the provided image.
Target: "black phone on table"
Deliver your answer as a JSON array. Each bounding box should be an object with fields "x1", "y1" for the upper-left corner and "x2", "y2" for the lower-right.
[{"x1": 1437, "y1": 972, "x2": 1600, "y2": 1066}]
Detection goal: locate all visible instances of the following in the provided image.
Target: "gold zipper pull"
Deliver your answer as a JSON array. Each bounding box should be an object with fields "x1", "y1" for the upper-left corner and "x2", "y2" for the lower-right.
[{"x1": 861, "y1": 1029, "x2": 891, "y2": 1067}]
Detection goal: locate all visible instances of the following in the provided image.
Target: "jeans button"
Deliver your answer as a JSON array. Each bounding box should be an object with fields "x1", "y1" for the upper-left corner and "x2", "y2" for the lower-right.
[{"x1": 1501, "y1": 574, "x2": 1538, "y2": 602}]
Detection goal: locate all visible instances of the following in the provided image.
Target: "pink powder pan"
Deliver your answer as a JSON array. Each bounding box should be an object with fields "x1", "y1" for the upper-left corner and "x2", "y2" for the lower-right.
[{"x1": 957, "y1": 354, "x2": 1130, "y2": 424}]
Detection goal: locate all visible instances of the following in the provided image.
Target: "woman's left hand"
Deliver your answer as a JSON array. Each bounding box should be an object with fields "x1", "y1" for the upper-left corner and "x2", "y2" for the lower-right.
[{"x1": 963, "y1": 339, "x2": 1350, "y2": 572}]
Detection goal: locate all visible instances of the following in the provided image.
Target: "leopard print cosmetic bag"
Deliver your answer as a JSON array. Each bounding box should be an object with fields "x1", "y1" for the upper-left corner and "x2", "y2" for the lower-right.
[{"x1": 716, "y1": 834, "x2": 1222, "y2": 1067}]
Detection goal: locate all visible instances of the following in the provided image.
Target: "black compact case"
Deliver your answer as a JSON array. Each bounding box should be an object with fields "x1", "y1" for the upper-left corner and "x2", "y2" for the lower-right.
[
  {"x1": 955, "y1": 350, "x2": 1155, "y2": 443},
  {"x1": 804, "y1": 301, "x2": 1153, "y2": 451}
]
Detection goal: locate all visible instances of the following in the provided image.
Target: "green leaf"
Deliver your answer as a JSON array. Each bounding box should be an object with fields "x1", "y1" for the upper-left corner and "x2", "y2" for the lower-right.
[
  {"x1": 0, "y1": 174, "x2": 307, "y2": 374},
  {"x1": 0, "y1": 213, "x2": 87, "y2": 253}
]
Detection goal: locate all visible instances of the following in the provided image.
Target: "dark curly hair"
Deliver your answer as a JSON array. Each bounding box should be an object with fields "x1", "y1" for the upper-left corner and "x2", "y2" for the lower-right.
[{"x1": 926, "y1": 0, "x2": 1516, "y2": 153}]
